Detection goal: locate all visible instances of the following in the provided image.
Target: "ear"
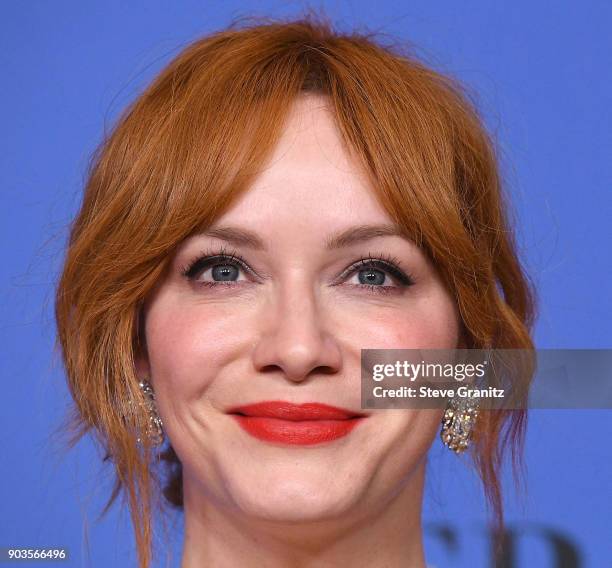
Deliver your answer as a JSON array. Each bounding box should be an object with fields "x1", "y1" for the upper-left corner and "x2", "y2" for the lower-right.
[
  {"x1": 134, "y1": 351, "x2": 151, "y2": 381},
  {"x1": 456, "y1": 321, "x2": 470, "y2": 349},
  {"x1": 133, "y1": 302, "x2": 151, "y2": 380}
]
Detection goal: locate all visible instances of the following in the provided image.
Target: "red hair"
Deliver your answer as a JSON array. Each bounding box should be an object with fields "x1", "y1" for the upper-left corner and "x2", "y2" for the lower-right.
[{"x1": 55, "y1": 14, "x2": 536, "y2": 568}]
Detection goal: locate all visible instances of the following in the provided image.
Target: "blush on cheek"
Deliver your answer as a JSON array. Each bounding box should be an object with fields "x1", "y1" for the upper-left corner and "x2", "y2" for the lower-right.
[
  {"x1": 145, "y1": 308, "x2": 202, "y2": 389},
  {"x1": 398, "y1": 295, "x2": 460, "y2": 349},
  {"x1": 145, "y1": 298, "x2": 253, "y2": 394},
  {"x1": 361, "y1": 308, "x2": 459, "y2": 351}
]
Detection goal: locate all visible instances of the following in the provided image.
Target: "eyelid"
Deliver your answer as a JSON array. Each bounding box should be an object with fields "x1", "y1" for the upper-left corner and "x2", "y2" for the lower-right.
[
  {"x1": 180, "y1": 247, "x2": 257, "y2": 281},
  {"x1": 335, "y1": 255, "x2": 415, "y2": 287},
  {"x1": 180, "y1": 247, "x2": 415, "y2": 288}
]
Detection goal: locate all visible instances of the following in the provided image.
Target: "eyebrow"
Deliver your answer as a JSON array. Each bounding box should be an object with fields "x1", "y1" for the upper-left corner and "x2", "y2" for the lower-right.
[{"x1": 198, "y1": 223, "x2": 406, "y2": 251}]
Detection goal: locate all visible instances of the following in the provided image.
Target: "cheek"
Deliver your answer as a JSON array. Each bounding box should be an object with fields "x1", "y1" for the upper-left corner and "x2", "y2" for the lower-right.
[
  {"x1": 400, "y1": 300, "x2": 460, "y2": 348},
  {"x1": 144, "y1": 296, "x2": 249, "y2": 393},
  {"x1": 343, "y1": 291, "x2": 460, "y2": 350},
  {"x1": 394, "y1": 409, "x2": 444, "y2": 476}
]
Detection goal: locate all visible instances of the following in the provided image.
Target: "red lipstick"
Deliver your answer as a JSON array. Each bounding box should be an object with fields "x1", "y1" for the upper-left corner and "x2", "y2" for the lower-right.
[{"x1": 227, "y1": 401, "x2": 367, "y2": 446}]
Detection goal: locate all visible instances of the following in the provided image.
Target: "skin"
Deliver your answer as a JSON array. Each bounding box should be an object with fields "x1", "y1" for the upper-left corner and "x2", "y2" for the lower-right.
[{"x1": 136, "y1": 93, "x2": 462, "y2": 567}]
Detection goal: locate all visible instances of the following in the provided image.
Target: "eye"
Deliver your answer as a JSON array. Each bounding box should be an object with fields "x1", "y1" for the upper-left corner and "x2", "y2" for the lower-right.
[
  {"x1": 180, "y1": 248, "x2": 253, "y2": 287},
  {"x1": 349, "y1": 266, "x2": 390, "y2": 286},
  {"x1": 180, "y1": 248, "x2": 415, "y2": 294},
  {"x1": 200, "y1": 260, "x2": 244, "y2": 283},
  {"x1": 341, "y1": 255, "x2": 415, "y2": 295}
]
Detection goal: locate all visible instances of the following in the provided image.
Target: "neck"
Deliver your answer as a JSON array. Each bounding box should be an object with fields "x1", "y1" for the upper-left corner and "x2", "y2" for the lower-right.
[{"x1": 180, "y1": 461, "x2": 428, "y2": 568}]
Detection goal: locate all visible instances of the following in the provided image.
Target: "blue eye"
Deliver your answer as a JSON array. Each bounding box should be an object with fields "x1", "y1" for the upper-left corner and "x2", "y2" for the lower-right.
[
  {"x1": 209, "y1": 263, "x2": 241, "y2": 282},
  {"x1": 181, "y1": 249, "x2": 415, "y2": 294},
  {"x1": 342, "y1": 257, "x2": 415, "y2": 294},
  {"x1": 357, "y1": 267, "x2": 387, "y2": 286},
  {"x1": 181, "y1": 248, "x2": 251, "y2": 286}
]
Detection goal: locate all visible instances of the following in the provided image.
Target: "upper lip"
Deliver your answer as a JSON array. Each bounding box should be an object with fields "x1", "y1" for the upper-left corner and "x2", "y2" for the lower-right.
[{"x1": 227, "y1": 400, "x2": 368, "y2": 421}]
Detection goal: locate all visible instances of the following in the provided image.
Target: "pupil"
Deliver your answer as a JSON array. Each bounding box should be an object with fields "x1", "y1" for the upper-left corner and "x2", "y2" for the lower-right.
[
  {"x1": 359, "y1": 269, "x2": 385, "y2": 285},
  {"x1": 212, "y1": 264, "x2": 238, "y2": 281}
]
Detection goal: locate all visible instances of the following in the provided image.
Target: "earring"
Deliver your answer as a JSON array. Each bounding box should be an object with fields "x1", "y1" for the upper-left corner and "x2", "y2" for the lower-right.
[
  {"x1": 136, "y1": 379, "x2": 164, "y2": 446},
  {"x1": 440, "y1": 392, "x2": 480, "y2": 454}
]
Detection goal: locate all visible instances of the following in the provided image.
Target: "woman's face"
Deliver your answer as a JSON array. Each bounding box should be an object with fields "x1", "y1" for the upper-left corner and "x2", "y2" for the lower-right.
[{"x1": 137, "y1": 94, "x2": 461, "y2": 522}]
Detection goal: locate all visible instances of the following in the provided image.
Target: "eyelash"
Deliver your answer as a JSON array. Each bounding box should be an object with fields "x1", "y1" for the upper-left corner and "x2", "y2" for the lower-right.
[{"x1": 179, "y1": 245, "x2": 415, "y2": 295}]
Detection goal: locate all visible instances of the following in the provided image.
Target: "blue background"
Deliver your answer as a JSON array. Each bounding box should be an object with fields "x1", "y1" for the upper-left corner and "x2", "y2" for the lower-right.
[{"x1": 1, "y1": 2, "x2": 610, "y2": 566}]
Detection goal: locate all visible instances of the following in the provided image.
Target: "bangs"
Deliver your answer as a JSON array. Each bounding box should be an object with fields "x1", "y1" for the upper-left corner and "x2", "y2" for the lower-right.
[{"x1": 99, "y1": 21, "x2": 483, "y2": 275}]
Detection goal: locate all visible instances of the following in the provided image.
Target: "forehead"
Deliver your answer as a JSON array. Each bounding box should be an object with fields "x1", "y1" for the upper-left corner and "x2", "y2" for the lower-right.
[{"x1": 217, "y1": 93, "x2": 391, "y2": 228}]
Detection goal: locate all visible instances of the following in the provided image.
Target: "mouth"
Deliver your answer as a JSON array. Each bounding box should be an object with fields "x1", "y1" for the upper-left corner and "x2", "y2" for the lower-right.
[{"x1": 226, "y1": 400, "x2": 369, "y2": 446}]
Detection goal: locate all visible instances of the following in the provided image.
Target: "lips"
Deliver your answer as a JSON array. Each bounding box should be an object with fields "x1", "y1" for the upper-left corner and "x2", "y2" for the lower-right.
[{"x1": 227, "y1": 401, "x2": 368, "y2": 445}]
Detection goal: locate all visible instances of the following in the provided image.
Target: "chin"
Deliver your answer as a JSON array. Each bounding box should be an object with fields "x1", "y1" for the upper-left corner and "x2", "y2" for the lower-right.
[{"x1": 226, "y1": 471, "x2": 363, "y2": 523}]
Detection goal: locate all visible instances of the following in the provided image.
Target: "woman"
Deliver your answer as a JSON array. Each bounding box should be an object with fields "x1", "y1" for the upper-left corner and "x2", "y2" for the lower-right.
[{"x1": 55, "y1": 15, "x2": 536, "y2": 568}]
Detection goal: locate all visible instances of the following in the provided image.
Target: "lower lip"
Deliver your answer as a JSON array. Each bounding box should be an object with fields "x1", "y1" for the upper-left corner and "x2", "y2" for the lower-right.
[{"x1": 230, "y1": 415, "x2": 365, "y2": 445}]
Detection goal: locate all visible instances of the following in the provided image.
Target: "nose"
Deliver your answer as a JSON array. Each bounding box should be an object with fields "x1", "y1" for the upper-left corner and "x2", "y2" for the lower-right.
[{"x1": 251, "y1": 274, "x2": 342, "y2": 383}]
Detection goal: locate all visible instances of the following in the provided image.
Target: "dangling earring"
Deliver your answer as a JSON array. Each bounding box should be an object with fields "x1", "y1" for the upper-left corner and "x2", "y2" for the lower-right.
[
  {"x1": 136, "y1": 379, "x2": 164, "y2": 446},
  {"x1": 440, "y1": 346, "x2": 492, "y2": 453},
  {"x1": 440, "y1": 392, "x2": 480, "y2": 454}
]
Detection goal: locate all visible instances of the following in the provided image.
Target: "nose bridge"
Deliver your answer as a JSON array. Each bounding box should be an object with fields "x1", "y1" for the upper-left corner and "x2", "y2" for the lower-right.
[
  {"x1": 252, "y1": 267, "x2": 341, "y2": 382},
  {"x1": 277, "y1": 268, "x2": 318, "y2": 326}
]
